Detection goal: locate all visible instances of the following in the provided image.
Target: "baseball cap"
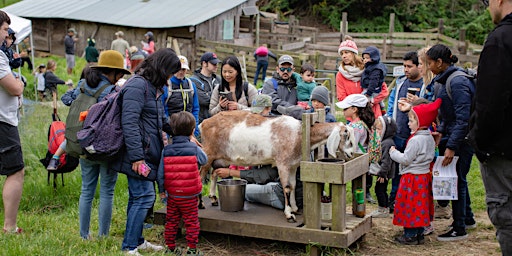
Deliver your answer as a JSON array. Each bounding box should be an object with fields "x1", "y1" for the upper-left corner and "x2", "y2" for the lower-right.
[
  {"x1": 335, "y1": 94, "x2": 368, "y2": 109},
  {"x1": 68, "y1": 28, "x2": 77, "y2": 34},
  {"x1": 200, "y1": 52, "x2": 220, "y2": 65},
  {"x1": 144, "y1": 31, "x2": 153, "y2": 37},
  {"x1": 115, "y1": 31, "x2": 124, "y2": 37},
  {"x1": 178, "y1": 55, "x2": 190, "y2": 70},
  {"x1": 278, "y1": 55, "x2": 294, "y2": 66},
  {"x1": 251, "y1": 94, "x2": 273, "y2": 114}
]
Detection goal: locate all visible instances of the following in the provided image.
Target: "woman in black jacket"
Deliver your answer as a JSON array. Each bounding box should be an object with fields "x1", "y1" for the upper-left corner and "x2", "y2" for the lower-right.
[{"x1": 115, "y1": 48, "x2": 181, "y2": 254}]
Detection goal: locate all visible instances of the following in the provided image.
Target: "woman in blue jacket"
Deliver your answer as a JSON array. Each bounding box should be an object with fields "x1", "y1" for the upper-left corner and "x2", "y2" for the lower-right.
[
  {"x1": 426, "y1": 44, "x2": 475, "y2": 242},
  {"x1": 114, "y1": 48, "x2": 181, "y2": 254}
]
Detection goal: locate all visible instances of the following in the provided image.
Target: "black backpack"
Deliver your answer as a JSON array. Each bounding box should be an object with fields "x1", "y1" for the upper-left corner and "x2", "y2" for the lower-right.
[{"x1": 65, "y1": 83, "x2": 111, "y2": 158}]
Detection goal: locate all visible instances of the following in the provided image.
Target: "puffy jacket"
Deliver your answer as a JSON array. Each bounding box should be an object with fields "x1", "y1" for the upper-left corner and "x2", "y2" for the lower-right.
[
  {"x1": 190, "y1": 69, "x2": 221, "y2": 124},
  {"x1": 434, "y1": 65, "x2": 475, "y2": 151},
  {"x1": 361, "y1": 46, "x2": 387, "y2": 96},
  {"x1": 161, "y1": 136, "x2": 202, "y2": 197},
  {"x1": 468, "y1": 13, "x2": 512, "y2": 161},
  {"x1": 261, "y1": 72, "x2": 298, "y2": 113},
  {"x1": 112, "y1": 76, "x2": 169, "y2": 181}
]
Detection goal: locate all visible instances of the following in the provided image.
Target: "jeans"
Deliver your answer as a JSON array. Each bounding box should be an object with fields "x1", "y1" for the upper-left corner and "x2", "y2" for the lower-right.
[
  {"x1": 438, "y1": 140, "x2": 474, "y2": 231},
  {"x1": 389, "y1": 136, "x2": 407, "y2": 204},
  {"x1": 79, "y1": 158, "x2": 118, "y2": 239},
  {"x1": 122, "y1": 176, "x2": 156, "y2": 250},
  {"x1": 480, "y1": 156, "x2": 512, "y2": 256},
  {"x1": 254, "y1": 60, "x2": 268, "y2": 85},
  {"x1": 245, "y1": 182, "x2": 283, "y2": 209}
]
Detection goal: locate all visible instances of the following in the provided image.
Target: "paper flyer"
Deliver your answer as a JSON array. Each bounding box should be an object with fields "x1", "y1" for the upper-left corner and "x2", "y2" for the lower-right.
[{"x1": 432, "y1": 156, "x2": 459, "y2": 200}]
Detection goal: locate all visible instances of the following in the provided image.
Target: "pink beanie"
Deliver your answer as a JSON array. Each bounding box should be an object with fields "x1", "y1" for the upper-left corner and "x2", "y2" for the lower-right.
[{"x1": 338, "y1": 38, "x2": 358, "y2": 56}]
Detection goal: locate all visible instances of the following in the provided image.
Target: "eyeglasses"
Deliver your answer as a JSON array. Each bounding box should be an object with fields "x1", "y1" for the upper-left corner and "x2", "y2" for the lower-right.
[
  {"x1": 482, "y1": 0, "x2": 488, "y2": 7},
  {"x1": 279, "y1": 67, "x2": 292, "y2": 73}
]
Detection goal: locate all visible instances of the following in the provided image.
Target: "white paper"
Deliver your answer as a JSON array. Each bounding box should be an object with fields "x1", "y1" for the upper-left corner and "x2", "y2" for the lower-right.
[
  {"x1": 432, "y1": 156, "x2": 459, "y2": 200},
  {"x1": 141, "y1": 41, "x2": 149, "y2": 48}
]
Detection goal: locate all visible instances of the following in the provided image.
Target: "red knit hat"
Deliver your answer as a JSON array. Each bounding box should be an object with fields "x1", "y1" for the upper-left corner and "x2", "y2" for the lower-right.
[
  {"x1": 338, "y1": 38, "x2": 358, "y2": 56},
  {"x1": 411, "y1": 98, "x2": 442, "y2": 128}
]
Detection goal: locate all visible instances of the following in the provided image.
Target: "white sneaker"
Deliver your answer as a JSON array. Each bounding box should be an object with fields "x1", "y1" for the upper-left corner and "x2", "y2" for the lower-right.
[
  {"x1": 370, "y1": 207, "x2": 389, "y2": 218},
  {"x1": 137, "y1": 240, "x2": 164, "y2": 251},
  {"x1": 126, "y1": 248, "x2": 142, "y2": 256}
]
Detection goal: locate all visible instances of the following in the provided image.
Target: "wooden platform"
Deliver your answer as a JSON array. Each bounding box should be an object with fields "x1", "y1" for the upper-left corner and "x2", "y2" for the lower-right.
[{"x1": 154, "y1": 197, "x2": 372, "y2": 248}]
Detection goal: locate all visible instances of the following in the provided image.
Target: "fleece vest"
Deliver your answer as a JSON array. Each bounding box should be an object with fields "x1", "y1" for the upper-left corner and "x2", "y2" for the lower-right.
[{"x1": 163, "y1": 136, "x2": 202, "y2": 197}]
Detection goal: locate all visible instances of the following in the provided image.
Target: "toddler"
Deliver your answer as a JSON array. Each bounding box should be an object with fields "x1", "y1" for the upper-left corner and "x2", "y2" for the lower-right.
[
  {"x1": 389, "y1": 99, "x2": 441, "y2": 245},
  {"x1": 34, "y1": 64, "x2": 47, "y2": 101},
  {"x1": 293, "y1": 63, "x2": 316, "y2": 109},
  {"x1": 361, "y1": 46, "x2": 387, "y2": 112}
]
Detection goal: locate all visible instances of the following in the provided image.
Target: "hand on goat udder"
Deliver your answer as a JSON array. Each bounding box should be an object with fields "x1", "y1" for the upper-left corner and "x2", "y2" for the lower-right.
[{"x1": 214, "y1": 168, "x2": 237, "y2": 178}]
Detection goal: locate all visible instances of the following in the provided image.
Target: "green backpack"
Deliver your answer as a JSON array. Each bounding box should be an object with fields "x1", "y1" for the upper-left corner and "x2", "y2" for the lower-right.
[{"x1": 65, "y1": 83, "x2": 110, "y2": 158}]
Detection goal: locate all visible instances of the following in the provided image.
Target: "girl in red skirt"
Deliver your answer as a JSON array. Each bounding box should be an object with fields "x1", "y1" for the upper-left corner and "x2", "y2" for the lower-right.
[{"x1": 389, "y1": 99, "x2": 441, "y2": 245}]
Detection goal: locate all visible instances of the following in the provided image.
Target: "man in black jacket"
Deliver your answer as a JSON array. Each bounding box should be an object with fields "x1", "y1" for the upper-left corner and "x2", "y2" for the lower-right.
[
  {"x1": 190, "y1": 52, "x2": 221, "y2": 128},
  {"x1": 468, "y1": 0, "x2": 512, "y2": 254}
]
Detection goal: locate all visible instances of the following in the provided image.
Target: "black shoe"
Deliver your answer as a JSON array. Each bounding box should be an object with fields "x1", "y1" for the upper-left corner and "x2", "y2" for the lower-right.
[
  {"x1": 47, "y1": 158, "x2": 60, "y2": 171},
  {"x1": 448, "y1": 219, "x2": 477, "y2": 230},
  {"x1": 394, "y1": 234, "x2": 423, "y2": 245},
  {"x1": 437, "y1": 228, "x2": 468, "y2": 241}
]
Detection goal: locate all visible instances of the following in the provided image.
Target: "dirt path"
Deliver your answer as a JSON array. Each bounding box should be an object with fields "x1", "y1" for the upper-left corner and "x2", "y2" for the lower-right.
[{"x1": 193, "y1": 207, "x2": 501, "y2": 255}]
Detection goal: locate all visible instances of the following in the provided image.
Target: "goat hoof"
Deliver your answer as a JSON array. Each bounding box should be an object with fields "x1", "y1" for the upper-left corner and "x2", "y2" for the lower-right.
[{"x1": 209, "y1": 196, "x2": 218, "y2": 206}]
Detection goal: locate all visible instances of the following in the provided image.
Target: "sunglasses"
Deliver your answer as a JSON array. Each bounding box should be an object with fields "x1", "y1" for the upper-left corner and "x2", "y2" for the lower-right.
[
  {"x1": 482, "y1": 0, "x2": 488, "y2": 6},
  {"x1": 279, "y1": 67, "x2": 293, "y2": 73}
]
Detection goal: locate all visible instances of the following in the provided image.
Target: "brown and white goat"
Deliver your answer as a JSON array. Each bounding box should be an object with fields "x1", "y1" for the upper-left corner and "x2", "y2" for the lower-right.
[{"x1": 199, "y1": 110, "x2": 356, "y2": 222}]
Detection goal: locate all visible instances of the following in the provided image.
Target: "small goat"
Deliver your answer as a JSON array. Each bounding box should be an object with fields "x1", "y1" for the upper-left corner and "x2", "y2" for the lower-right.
[{"x1": 199, "y1": 110, "x2": 356, "y2": 222}]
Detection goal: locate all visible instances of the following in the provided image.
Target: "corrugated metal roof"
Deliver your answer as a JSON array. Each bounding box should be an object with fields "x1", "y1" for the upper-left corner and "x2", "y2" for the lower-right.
[{"x1": 3, "y1": 0, "x2": 248, "y2": 28}]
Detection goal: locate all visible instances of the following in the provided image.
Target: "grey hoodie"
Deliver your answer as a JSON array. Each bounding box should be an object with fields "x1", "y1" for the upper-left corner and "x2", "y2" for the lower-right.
[{"x1": 390, "y1": 129, "x2": 435, "y2": 175}]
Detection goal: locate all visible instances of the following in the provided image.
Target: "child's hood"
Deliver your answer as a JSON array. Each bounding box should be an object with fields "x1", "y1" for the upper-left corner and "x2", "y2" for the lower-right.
[
  {"x1": 362, "y1": 46, "x2": 381, "y2": 63},
  {"x1": 378, "y1": 116, "x2": 397, "y2": 140}
]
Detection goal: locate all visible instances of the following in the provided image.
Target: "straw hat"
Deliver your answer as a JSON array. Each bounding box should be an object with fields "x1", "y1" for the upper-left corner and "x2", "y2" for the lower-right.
[{"x1": 91, "y1": 50, "x2": 131, "y2": 74}]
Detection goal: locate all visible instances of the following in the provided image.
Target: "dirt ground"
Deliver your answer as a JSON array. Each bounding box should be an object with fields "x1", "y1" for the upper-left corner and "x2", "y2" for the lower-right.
[{"x1": 189, "y1": 204, "x2": 501, "y2": 256}]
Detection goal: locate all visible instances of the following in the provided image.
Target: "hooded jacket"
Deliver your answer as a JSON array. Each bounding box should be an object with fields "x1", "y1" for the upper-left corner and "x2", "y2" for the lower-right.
[
  {"x1": 84, "y1": 39, "x2": 99, "y2": 63},
  {"x1": 468, "y1": 13, "x2": 512, "y2": 162},
  {"x1": 361, "y1": 46, "x2": 387, "y2": 96},
  {"x1": 376, "y1": 116, "x2": 397, "y2": 179}
]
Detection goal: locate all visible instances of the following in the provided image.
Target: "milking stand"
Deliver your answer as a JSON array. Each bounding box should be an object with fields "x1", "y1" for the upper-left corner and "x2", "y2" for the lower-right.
[{"x1": 154, "y1": 110, "x2": 371, "y2": 256}]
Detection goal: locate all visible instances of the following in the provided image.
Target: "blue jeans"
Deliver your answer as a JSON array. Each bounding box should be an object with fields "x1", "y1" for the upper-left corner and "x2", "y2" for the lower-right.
[
  {"x1": 438, "y1": 140, "x2": 474, "y2": 231},
  {"x1": 254, "y1": 60, "x2": 268, "y2": 85},
  {"x1": 389, "y1": 136, "x2": 407, "y2": 204},
  {"x1": 122, "y1": 176, "x2": 156, "y2": 250},
  {"x1": 245, "y1": 182, "x2": 283, "y2": 209},
  {"x1": 79, "y1": 158, "x2": 118, "y2": 239}
]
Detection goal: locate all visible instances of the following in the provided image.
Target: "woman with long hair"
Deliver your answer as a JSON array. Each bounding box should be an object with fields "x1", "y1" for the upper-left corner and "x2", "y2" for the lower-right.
[
  {"x1": 142, "y1": 31, "x2": 155, "y2": 55},
  {"x1": 209, "y1": 55, "x2": 258, "y2": 115},
  {"x1": 115, "y1": 48, "x2": 181, "y2": 254}
]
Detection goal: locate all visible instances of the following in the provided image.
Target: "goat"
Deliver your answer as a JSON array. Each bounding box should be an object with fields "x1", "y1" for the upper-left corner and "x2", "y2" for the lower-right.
[{"x1": 199, "y1": 110, "x2": 356, "y2": 222}]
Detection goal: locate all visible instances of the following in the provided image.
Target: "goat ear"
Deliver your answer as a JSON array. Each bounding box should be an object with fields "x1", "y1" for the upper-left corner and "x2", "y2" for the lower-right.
[{"x1": 326, "y1": 126, "x2": 341, "y2": 158}]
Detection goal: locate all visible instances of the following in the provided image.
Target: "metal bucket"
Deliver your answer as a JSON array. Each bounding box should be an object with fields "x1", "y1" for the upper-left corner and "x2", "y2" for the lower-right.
[{"x1": 217, "y1": 179, "x2": 248, "y2": 212}]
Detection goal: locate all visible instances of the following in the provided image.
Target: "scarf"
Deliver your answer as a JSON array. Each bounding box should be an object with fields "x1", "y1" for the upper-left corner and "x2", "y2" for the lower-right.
[{"x1": 338, "y1": 65, "x2": 363, "y2": 82}]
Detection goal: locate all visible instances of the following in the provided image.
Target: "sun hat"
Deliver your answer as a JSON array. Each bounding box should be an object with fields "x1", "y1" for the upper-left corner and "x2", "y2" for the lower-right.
[
  {"x1": 310, "y1": 86, "x2": 330, "y2": 106},
  {"x1": 251, "y1": 94, "x2": 273, "y2": 114},
  {"x1": 338, "y1": 36, "x2": 358, "y2": 56},
  {"x1": 68, "y1": 28, "x2": 77, "y2": 34},
  {"x1": 278, "y1": 55, "x2": 294, "y2": 66},
  {"x1": 335, "y1": 94, "x2": 368, "y2": 109},
  {"x1": 178, "y1": 55, "x2": 190, "y2": 70},
  {"x1": 91, "y1": 50, "x2": 131, "y2": 74},
  {"x1": 200, "y1": 52, "x2": 220, "y2": 65},
  {"x1": 411, "y1": 98, "x2": 442, "y2": 128}
]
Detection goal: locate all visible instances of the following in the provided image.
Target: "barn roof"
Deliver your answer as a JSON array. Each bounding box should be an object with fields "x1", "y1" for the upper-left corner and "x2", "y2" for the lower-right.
[{"x1": 3, "y1": 0, "x2": 248, "y2": 28}]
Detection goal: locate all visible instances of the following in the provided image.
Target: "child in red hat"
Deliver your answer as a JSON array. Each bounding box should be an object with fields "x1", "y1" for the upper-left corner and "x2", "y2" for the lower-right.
[{"x1": 389, "y1": 98, "x2": 442, "y2": 245}]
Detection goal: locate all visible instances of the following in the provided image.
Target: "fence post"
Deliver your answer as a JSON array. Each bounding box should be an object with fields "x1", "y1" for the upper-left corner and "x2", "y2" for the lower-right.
[
  {"x1": 289, "y1": 15, "x2": 296, "y2": 35},
  {"x1": 438, "y1": 19, "x2": 444, "y2": 35},
  {"x1": 459, "y1": 29, "x2": 467, "y2": 54},
  {"x1": 340, "y1": 12, "x2": 348, "y2": 42},
  {"x1": 388, "y1": 13, "x2": 395, "y2": 34},
  {"x1": 255, "y1": 13, "x2": 260, "y2": 47}
]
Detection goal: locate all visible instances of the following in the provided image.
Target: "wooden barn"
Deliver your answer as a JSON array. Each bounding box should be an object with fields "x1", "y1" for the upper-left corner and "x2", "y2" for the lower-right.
[{"x1": 3, "y1": 0, "x2": 258, "y2": 65}]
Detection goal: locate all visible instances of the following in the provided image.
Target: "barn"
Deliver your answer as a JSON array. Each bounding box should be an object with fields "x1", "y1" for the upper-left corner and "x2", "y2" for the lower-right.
[{"x1": 3, "y1": 0, "x2": 258, "y2": 65}]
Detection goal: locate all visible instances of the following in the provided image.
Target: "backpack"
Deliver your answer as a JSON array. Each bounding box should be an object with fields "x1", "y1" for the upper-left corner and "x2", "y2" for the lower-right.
[
  {"x1": 165, "y1": 78, "x2": 195, "y2": 105},
  {"x1": 255, "y1": 46, "x2": 269, "y2": 57},
  {"x1": 39, "y1": 117, "x2": 79, "y2": 188},
  {"x1": 65, "y1": 83, "x2": 111, "y2": 158},
  {"x1": 444, "y1": 69, "x2": 477, "y2": 100},
  {"x1": 76, "y1": 88, "x2": 123, "y2": 161}
]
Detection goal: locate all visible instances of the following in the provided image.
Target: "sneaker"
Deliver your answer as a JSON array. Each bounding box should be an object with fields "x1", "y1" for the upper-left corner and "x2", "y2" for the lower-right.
[
  {"x1": 370, "y1": 207, "x2": 389, "y2": 218},
  {"x1": 166, "y1": 247, "x2": 182, "y2": 255},
  {"x1": 434, "y1": 204, "x2": 452, "y2": 219},
  {"x1": 448, "y1": 219, "x2": 477, "y2": 230},
  {"x1": 366, "y1": 193, "x2": 377, "y2": 204},
  {"x1": 125, "y1": 248, "x2": 142, "y2": 256},
  {"x1": 394, "y1": 234, "x2": 424, "y2": 245},
  {"x1": 437, "y1": 228, "x2": 468, "y2": 241},
  {"x1": 47, "y1": 158, "x2": 60, "y2": 171},
  {"x1": 423, "y1": 225, "x2": 434, "y2": 236},
  {"x1": 185, "y1": 247, "x2": 204, "y2": 255},
  {"x1": 137, "y1": 240, "x2": 164, "y2": 251}
]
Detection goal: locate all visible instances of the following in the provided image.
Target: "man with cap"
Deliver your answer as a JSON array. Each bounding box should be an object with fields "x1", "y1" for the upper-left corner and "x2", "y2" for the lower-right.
[
  {"x1": 64, "y1": 28, "x2": 78, "y2": 75},
  {"x1": 261, "y1": 55, "x2": 298, "y2": 115},
  {"x1": 189, "y1": 52, "x2": 221, "y2": 128},
  {"x1": 277, "y1": 86, "x2": 336, "y2": 122},
  {"x1": 162, "y1": 55, "x2": 200, "y2": 137},
  {"x1": 111, "y1": 31, "x2": 131, "y2": 68}
]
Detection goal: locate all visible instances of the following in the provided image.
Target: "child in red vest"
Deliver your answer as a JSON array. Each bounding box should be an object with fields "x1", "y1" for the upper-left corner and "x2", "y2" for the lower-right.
[{"x1": 157, "y1": 111, "x2": 207, "y2": 255}]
